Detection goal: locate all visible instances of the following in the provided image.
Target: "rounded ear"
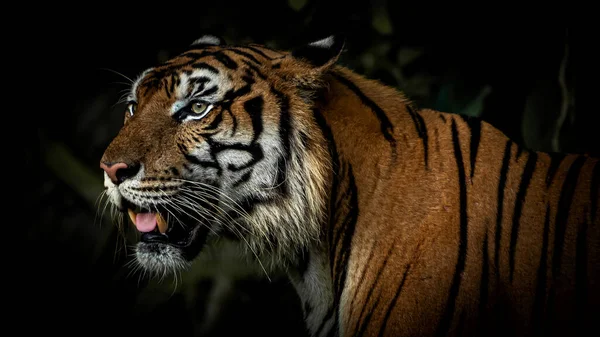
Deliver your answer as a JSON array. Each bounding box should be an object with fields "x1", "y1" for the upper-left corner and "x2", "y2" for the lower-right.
[
  {"x1": 291, "y1": 35, "x2": 345, "y2": 68},
  {"x1": 190, "y1": 35, "x2": 226, "y2": 47}
]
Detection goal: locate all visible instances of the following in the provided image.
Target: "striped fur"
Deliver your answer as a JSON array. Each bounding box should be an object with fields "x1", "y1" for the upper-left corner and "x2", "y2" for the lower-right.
[{"x1": 100, "y1": 36, "x2": 599, "y2": 337}]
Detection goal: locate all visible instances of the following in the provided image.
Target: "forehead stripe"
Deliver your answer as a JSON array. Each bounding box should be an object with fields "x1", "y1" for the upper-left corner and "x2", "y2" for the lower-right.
[
  {"x1": 226, "y1": 48, "x2": 262, "y2": 66},
  {"x1": 242, "y1": 60, "x2": 267, "y2": 80},
  {"x1": 212, "y1": 52, "x2": 238, "y2": 70},
  {"x1": 243, "y1": 46, "x2": 276, "y2": 60},
  {"x1": 192, "y1": 62, "x2": 219, "y2": 74}
]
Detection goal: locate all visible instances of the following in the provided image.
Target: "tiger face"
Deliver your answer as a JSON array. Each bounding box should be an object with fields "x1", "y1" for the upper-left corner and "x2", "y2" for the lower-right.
[{"x1": 100, "y1": 36, "x2": 340, "y2": 275}]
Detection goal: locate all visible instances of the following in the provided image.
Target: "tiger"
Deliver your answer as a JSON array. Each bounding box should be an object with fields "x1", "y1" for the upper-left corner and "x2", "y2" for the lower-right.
[{"x1": 100, "y1": 34, "x2": 600, "y2": 337}]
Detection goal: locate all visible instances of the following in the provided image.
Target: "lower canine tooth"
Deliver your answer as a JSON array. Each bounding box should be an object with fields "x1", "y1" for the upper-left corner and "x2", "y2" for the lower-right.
[
  {"x1": 156, "y1": 213, "x2": 167, "y2": 234},
  {"x1": 127, "y1": 209, "x2": 136, "y2": 225}
]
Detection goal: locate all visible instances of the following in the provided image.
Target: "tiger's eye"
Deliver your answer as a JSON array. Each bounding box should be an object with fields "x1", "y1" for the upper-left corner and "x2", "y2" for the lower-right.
[
  {"x1": 191, "y1": 102, "x2": 208, "y2": 114},
  {"x1": 127, "y1": 102, "x2": 137, "y2": 116}
]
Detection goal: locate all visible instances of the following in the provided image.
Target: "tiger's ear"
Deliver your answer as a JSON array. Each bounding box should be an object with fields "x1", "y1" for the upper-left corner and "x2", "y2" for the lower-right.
[
  {"x1": 190, "y1": 35, "x2": 226, "y2": 47},
  {"x1": 291, "y1": 35, "x2": 345, "y2": 69}
]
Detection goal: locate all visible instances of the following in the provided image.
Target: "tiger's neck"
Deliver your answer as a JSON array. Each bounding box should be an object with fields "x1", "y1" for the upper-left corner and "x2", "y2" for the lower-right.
[
  {"x1": 319, "y1": 67, "x2": 424, "y2": 171},
  {"x1": 288, "y1": 66, "x2": 423, "y2": 336}
]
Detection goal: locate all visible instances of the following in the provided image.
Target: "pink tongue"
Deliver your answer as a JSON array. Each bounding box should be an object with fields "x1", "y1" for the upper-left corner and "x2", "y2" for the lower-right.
[{"x1": 136, "y1": 213, "x2": 157, "y2": 232}]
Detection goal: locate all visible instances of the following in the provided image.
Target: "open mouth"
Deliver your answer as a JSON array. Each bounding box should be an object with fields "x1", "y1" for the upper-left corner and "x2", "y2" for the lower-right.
[{"x1": 125, "y1": 201, "x2": 210, "y2": 260}]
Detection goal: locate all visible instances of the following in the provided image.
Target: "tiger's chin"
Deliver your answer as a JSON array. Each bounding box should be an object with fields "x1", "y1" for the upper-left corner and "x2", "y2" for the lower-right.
[
  {"x1": 123, "y1": 200, "x2": 212, "y2": 277},
  {"x1": 134, "y1": 224, "x2": 210, "y2": 277}
]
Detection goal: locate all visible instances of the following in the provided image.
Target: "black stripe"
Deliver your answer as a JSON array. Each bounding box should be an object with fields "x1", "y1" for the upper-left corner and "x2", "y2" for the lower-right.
[
  {"x1": 220, "y1": 143, "x2": 264, "y2": 172},
  {"x1": 313, "y1": 108, "x2": 342, "y2": 277},
  {"x1": 575, "y1": 211, "x2": 588, "y2": 336},
  {"x1": 438, "y1": 114, "x2": 447, "y2": 123},
  {"x1": 224, "y1": 84, "x2": 252, "y2": 101},
  {"x1": 187, "y1": 79, "x2": 205, "y2": 97},
  {"x1": 509, "y1": 152, "x2": 538, "y2": 282},
  {"x1": 243, "y1": 45, "x2": 274, "y2": 60},
  {"x1": 204, "y1": 110, "x2": 223, "y2": 131},
  {"x1": 183, "y1": 153, "x2": 220, "y2": 172},
  {"x1": 163, "y1": 78, "x2": 171, "y2": 98},
  {"x1": 242, "y1": 60, "x2": 267, "y2": 80},
  {"x1": 352, "y1": 244, "x2": 395, "y2": 335},
  {"x1": 331, "y1": 163, "x2": 350, "y2": 263},
  {"x1": 459, "y1": 115, "x2": 482, "y2": 180},
  {"x1": 184, "y1": 49, "x2": 212, "y2": 59},
  {"x1": 228, "y1": 107, "x2": 238, "y2": 136},
  {"x1": 412, "y1": 107, "x2": 429, "y2": 169},
  {"x1": 191, "y1": 62, "x2": 219, "y2": 74},
  {"x1": 376, "y1": 263, "x2": 412, "y2": 337},
  {"x1": 232, "y1": 170, "x2": 253, "y2": 187},
  {"x1": 330, "y1": 72, "x2": 397, "y2": 159},
  {"x1": 548, "y1": 155, "x2": 587, "y2": 322},
  {"x1": 176, "y1": 142, "x2": 188, "y2": 154},
  {"x1": 190, "y1": 76, "x2": 210, "y2": 86},
  {"x1": 355, "y1": 295, "x2": 381, "y2": 337},
  {"x1": 271, "y1": 87, "x2": 292, "y2": 196},
  {"x1": 169, "y1": 74, "x2": 177, "y2": 95},
  {"x1": 325, "y1": 165, "x2": 356, "y2": 324},
  {"x1": 244, "y1": 96, "x2": 264, "y2": 144},
  {"x1": 435, "y1": 119, "x2": 468, "y2": 337},
  {"x1": 140, "y1": 76, "x2": 161, "y2": 93},
  {"x1": 345, "y1": 244, "x2": 377, "y2": 328},
  {"x1": 298, "y1": 130, "x2": 309, "y2": 150},
  {"x1": 201, "y1": 86, "x2": 218, "y2": 97},
  {"x1": 405, "y1": 105, "x2": 428, "y2": 165},
  {"x1": 406, "y1": 105, "x2": 427, "y2": 139},
  {"x1": 237, "y1": 195, "x2": 273, "y2": 216},
  {"x1": 545, "y1": 152, "x2": 566, "y2": 188},
  {"x1": 212, "y1": 52, "x2": 238, "y2": 69},
  {"x1": 241, "y1": 69, "x2": 255, "y2": 85},
  {"x1": 478, "y1": 230, "x2": 490, "y2": 333},
  {"x1": 495, "y1": 141, "x2": 512, "y2": 279},
  {"x1": 172, "y1": 107, "x2": 186, "y2": 122},
  {"x1": 532, "y1": 205, "x2": 551, "y2": 337},
  {"x1": 591, "y1": 160, "x2": 599, "y2": 223},
  {"x1": 315, "y1": 306, "x2": 335, "y2": 336},
  {"x1": 226, "y1": 48, "x2": 262, "y2": 66},
  {"x1": 333, "y1": 167, "x2": 358, "y2": 309},
  {"x1": 551, "y1": 156, "x2": 586, "y2": 277}
]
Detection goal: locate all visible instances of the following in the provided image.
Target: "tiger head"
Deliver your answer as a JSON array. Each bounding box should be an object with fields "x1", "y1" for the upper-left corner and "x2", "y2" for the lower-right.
[{"x1": 100, "y1": 35, "x2": 343, "y2": 276}]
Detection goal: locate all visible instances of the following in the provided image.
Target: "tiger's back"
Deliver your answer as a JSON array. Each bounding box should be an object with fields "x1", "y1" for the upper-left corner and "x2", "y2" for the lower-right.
[{"x1": 322, "y1": 67, "x2": 600, "y2": 336}]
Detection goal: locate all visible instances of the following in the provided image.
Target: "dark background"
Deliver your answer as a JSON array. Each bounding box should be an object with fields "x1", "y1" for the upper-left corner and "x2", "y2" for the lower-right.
[{"x1": 30, "y1": 1, "x2": 597, "y2": 336}]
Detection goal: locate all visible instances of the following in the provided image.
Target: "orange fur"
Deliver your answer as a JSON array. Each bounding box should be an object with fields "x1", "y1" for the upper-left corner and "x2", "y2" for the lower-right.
[
  {"x1": 320, "y1": 66, "x2": 599, "y2": 336},
  {"x1": 101, "y1": 38, "x2": 599, "y2": 337}
]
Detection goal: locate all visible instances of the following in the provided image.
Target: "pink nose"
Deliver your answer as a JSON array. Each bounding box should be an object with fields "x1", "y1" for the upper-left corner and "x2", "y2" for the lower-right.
[{"x1": 100, "y1": 162, "x2": 129, "y2": 184}]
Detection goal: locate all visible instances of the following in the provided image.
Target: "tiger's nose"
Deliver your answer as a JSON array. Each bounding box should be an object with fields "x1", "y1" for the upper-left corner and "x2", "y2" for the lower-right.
[{"x1": 100, "y1": 162, "x2": 140, "y2": 185}]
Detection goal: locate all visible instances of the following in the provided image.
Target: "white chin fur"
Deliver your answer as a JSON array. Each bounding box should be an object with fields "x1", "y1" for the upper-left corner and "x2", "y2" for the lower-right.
[{"x1": 135, "y1": 242, "x2": 190, "y2": 278}]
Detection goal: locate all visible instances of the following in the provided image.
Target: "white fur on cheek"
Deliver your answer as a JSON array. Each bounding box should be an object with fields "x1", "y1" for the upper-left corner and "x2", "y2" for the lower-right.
[{"x1": 104, "y1": 172, "x2": 123, "y2": 207}]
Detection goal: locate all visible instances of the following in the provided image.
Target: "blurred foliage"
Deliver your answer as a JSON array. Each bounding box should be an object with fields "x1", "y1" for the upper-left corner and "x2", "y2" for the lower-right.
[{"x1": 31, "y1": 1, "x2": 597, "y2": 336}]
